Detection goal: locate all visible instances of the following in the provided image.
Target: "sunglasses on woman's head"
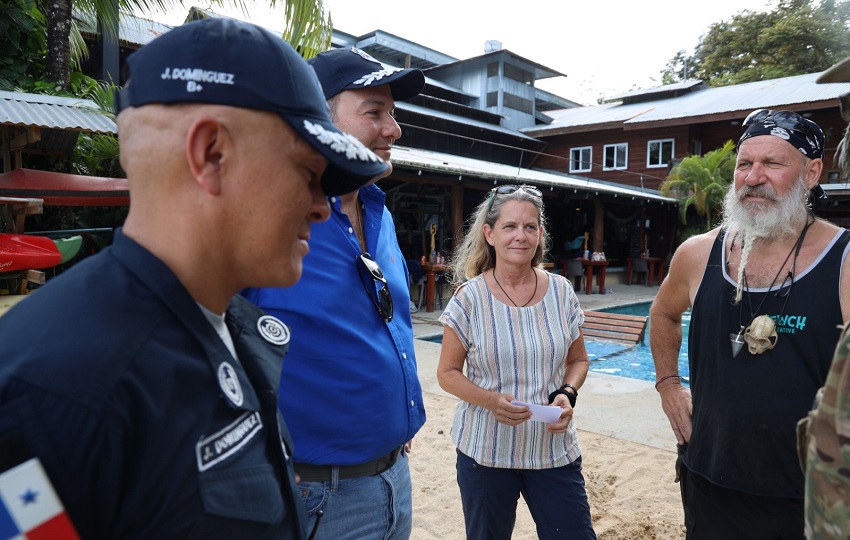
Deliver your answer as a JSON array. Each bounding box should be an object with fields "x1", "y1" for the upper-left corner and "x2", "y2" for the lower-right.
[{"x1": 486, "y1": 184, "x2": 543, "y2": 214}]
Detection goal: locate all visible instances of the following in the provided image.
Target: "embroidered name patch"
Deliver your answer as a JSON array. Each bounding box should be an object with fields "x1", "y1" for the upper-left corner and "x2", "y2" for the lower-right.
[
  {"x1": 257, "y1": 315, "x2": 290, "y2": 345},
  {"x1": 196, "y1": 411, "x2": 263, "y2": 472}
]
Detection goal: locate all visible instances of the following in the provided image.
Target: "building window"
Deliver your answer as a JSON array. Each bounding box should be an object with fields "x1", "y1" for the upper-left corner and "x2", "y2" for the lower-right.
[
  {"x1": 570, "y1": 147, "x2": 592, "y2": 173},
  {"x1": 487, "y1": 62, "x2": 499, "y2": 78},
  {"x1": 503, "y1": 62, "x2": 533, "y2": 84},
  {"x1": 603, "y1": 143, "x2": 628, "y2": 170},
  {"x1": 690, "y1": 139, "x2": 702, "y2": 156},
  {"x1": 647, "y1": 138, "x2": 674, "y2": 168},
  {"x1": 503, "y1": 92, "x2": 532, "y2": 114},
  {"x1": 486, "y1": 92, "x2": 498, "y2": 108}
]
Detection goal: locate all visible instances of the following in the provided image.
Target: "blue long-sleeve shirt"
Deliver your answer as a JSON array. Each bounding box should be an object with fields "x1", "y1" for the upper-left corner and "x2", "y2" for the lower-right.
[{"x1": 242, "y1": 183, "x2": 426, "y2": 465}]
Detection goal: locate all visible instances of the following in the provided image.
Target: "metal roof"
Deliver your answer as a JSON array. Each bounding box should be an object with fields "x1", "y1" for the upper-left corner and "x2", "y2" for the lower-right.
[
  {"x1": 390, "y1": 145, "x2": 676, "y2": 203},
  {"x1": 0, "y1": 91, "x2": 116, "y2": 134},
  {"x1": 397, "y1": 101, "x2": 537, "y2": 141},
  {"x1": 607, "y1": 79, "x2": 705, "y2": 101},
  {"x1": 76, "y1": 10, "x2": 172, "y2": 47},
  {"x1": 525, "y1": 72, "x2": 850, "y2": 135},
  {"x1": 427, "y1": 49, "x2": 565, "y2": 81}
]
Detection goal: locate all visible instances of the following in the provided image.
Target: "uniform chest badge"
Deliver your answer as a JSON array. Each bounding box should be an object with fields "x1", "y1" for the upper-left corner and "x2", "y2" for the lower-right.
[
  {"x1": 257, "y1": 315, "x2": 290, "y2": 345},
  {"x1": 217, "y1": 361, "x2": 244, "y2": 407}
]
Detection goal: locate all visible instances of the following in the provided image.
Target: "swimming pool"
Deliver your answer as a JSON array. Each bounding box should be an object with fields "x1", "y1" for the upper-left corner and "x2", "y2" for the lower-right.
[
  {"x1": 590, "y1": 303, "x2": 690, "y2": 386},
  {"x1": 417, "y1": 302, "x2": 691, "y2": 386}
]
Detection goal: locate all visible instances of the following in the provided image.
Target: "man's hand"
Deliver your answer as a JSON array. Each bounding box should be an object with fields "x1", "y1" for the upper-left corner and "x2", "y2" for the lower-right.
[{"x1": 658, "y1": 381, "x2": 693, "y2": 444}]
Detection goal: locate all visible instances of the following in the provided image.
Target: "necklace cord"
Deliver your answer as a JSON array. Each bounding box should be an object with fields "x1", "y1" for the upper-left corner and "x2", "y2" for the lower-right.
[
  {"x1": 738, "y1": 218, "x2": 813, "y2": 327},
  {"x1": 492, "y1": 267, "x2": 538, "y2": 307}
]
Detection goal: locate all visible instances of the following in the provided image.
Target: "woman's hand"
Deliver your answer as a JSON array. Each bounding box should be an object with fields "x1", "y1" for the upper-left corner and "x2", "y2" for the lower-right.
[
  {"x1": 546, "y1": 393, "x2": 574, "y2": 433},
  {"x1": 487, "y1": 393, "x2": 532, "y2": 426}
]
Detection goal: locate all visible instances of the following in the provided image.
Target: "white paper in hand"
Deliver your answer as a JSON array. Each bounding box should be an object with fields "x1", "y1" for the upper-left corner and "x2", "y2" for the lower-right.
[{"x1": 511, "y1": 401, "x2": 562, "y2": 423}]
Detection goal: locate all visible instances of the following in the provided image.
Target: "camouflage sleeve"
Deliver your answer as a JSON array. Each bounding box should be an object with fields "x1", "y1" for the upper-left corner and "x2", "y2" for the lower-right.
[{"x1": 801, "y1": 324, "x2": 850, "y2": 539}]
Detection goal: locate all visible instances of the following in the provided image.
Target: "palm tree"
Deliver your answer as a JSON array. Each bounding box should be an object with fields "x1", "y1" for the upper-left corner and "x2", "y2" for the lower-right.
[
  {"x1": 660, "y1": 140, "x2": 736, "y2": 232},
  {"x1": 44, "y1": 0, "x2": 332, "y2": 90}
]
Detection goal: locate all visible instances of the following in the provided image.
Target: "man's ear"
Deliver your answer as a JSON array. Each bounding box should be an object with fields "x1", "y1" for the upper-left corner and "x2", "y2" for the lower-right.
[
  {"x1": 186, "y1": 116, "x2": 227, "y2": 195},
  {"x1": 804, "y1": 158, "x2": 824, "y2": 190}
]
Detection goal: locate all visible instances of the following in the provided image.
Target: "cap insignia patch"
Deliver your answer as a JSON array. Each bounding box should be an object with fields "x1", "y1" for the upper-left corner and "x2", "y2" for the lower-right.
[{"x1": 303, "y1": 120, "x2": 384, "y2": 163}]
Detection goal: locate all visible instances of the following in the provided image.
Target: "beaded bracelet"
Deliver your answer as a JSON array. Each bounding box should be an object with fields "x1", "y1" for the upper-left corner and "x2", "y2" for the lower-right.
[{"x1": 654, "y1": 374, "x2": 681, "y2": 391}]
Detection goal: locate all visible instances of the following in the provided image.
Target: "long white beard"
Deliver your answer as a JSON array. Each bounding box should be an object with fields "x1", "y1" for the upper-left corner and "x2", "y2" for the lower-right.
[
  {"x1": 721, "y1": 177, "x2": 809, "y2": 241},
  {"x1": 721, "y1": 177, "x2": 810, "y2": 303}
]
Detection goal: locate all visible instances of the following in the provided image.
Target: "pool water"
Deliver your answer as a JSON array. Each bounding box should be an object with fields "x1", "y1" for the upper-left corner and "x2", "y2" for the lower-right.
[
  {"x1": 590, "y1": 303, "x2": 690, "y2": 386},
  {"x1": 418, "y1": 302, "x2": 691, "y2": 386}
]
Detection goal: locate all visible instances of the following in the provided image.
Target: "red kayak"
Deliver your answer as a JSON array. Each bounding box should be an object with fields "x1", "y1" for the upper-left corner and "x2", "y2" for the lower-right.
[{"x1": 0, "y1": 234, "x2": 62, "y2": 272}]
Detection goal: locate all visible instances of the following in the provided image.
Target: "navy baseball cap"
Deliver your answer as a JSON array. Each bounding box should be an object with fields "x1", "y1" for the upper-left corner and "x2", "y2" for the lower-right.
[
  {"x1": 116, "y1": 18, "x2": 388, "y2": 196},
  {"x1": 309, "y1": 47, "x2": 425, "y2": 101}
]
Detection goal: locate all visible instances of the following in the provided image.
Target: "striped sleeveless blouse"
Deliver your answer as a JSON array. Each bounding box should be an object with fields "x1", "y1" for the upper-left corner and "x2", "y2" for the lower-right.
[{"x1": 439, "y1": 272, "x2": 585, "y2": 469}]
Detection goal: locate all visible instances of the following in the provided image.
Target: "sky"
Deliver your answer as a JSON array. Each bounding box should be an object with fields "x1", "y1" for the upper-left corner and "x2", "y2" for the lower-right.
[{"x1": 147, "y1": 0, "x2": 779, "y2": 105}]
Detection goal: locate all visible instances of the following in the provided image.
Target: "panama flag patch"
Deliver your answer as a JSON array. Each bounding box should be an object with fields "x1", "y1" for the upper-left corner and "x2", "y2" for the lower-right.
[{"x1": 0, "y1": 458, "x2": 79, "y2": 539}]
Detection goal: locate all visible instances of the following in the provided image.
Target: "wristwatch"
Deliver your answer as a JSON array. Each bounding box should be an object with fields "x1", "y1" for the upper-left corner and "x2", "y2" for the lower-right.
[{"x1": 547, "y1": 383, "x2": 578, "y2": 407}]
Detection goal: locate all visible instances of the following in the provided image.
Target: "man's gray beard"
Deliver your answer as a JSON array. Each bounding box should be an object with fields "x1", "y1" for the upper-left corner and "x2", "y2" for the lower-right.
[{"x1": 721, "y1": 176, "x2": 809, "y2": 241}]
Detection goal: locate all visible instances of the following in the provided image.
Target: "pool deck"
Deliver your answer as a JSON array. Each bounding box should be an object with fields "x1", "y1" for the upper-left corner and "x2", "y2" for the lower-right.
[{"x1": 411, "y1": 283, "x2": 678, "y2": 452}]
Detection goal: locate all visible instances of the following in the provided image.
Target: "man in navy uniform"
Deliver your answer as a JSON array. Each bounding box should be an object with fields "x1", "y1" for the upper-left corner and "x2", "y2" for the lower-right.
[{"x1": 0, "y1": 18, "x2": 386, "y2": 540}]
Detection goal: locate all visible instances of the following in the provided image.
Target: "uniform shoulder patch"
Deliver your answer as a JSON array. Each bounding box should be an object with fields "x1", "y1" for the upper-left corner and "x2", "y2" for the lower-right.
[{"x1": 257, "y1": 315, "x2": 290, "y2": 345}]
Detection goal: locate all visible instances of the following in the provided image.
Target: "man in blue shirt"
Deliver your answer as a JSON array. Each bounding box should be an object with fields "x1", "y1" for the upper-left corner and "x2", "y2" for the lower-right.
[
  {"x1": 242, "y1": 47, "x2": 427, "y2": 539},
  {"x1": 0, "y1": 19, "x2": 387, "y2": 540}
]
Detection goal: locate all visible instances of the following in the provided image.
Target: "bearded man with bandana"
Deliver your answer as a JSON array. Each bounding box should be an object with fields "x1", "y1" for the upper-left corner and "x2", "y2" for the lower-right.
[{"x1": 650, "y1": 109, "x2": 850, "y2": 539}]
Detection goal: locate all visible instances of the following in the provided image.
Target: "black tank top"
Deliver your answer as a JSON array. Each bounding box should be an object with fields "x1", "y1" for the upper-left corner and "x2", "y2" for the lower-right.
[{"x1": 685, "y1": 227, "x2": 850, "y2": 498}]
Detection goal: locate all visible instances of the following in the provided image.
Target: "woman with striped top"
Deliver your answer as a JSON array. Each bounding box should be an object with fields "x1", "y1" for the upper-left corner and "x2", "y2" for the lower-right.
[{"x1": 437, "y1": 185, "x2": 596, "y2": 540}]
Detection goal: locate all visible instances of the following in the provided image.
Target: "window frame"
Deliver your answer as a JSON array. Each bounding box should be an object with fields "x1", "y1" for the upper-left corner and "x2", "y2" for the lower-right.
[
  {"x1": 569, "y1": 146, "x2": 593, "y2": 173},
  {"x1": 647, "y1": 138, "x2": 675, "y2": 168},
  {"x1": 603, "y1": 143, "x2": 628, "y2": 170}
]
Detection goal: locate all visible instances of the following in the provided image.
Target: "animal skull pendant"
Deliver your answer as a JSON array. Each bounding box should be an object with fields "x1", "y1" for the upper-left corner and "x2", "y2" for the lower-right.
[{"x1": 744, "y1": 315, "x2": 778, "y2": 355}]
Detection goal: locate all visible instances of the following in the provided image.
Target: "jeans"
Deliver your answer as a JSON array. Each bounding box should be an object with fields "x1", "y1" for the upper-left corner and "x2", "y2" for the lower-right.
[
  {"x1": 456, "y1": 450, "x2": 596, "y2": 540},
  {"x1": 299, "y1": 451, "x2": 412, "y2": 540}
]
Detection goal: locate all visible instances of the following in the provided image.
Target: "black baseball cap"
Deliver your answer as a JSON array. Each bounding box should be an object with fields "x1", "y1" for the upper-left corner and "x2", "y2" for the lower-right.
[
  {"x1": 308, "y1": 47, "x2": 425, "y2": 101},
  {"x1": 116, "y1": 18, "x2": 388, "y2": 196}
]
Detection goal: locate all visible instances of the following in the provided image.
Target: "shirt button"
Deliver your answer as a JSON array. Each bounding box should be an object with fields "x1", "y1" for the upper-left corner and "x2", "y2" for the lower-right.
[
  {"x1": 330, "y1": 197, "x2": 337, "y2": 203},
  {"x1": 402, "y1": 353, "x2": 408, "y2": 359},
  {"x1": 348, "y1": 227, "x2": 354, "y2": 233},
  {"x1": 410, "y1": 400, "x2": 415, "y2": 407}
]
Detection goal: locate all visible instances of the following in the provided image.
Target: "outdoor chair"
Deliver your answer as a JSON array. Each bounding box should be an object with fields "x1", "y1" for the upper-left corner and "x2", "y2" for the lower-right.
[
  {"x1": 565, "y1": 258, "x2": 584, "y2": 292},
  {"x1": 630, "y1": 257, "x2": 649, "y2": 284}
]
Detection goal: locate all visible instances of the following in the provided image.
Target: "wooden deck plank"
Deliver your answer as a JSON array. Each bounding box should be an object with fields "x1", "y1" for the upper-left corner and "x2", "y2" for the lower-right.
[{"x1": 582, "y1": 310, "x2": 648, "y2": 345}]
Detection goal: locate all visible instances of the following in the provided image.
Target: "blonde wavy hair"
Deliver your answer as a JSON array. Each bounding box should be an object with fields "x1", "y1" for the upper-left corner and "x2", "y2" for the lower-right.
[{"x1": 446, "y1": 186, "x2": 551, "y2": 287}]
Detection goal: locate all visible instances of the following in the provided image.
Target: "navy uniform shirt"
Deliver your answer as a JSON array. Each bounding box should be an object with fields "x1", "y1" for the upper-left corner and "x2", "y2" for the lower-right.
[{"x1": 0, "y1": 230, "x2": 307, "y2": 540}]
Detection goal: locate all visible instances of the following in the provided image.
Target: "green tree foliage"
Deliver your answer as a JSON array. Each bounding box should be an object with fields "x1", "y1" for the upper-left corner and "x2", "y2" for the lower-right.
[
  {"x1": 661, "y1": 0, "x2": 850, "y2": 87},
  {"x1": 660, "y1": 140, "x2": 737, "y2": 232},
  {"x1": 0, "y1": 0, "x2": 47, "y2": 90}
]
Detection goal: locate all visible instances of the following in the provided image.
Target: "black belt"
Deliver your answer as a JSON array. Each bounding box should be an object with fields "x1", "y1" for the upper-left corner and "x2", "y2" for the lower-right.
[{"x1": 295, "y1": 446, "x2": 403, "y2": 482}]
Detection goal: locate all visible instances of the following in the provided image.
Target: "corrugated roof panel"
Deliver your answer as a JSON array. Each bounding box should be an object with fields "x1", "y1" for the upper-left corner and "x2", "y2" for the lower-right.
[
  {"x1": 626, "y1": 73, "x2": 850, "y2": 125},
  {"x1": 526, "y1": 72, "x2": 850, "y2": 134},
  {"x1": 0, "y1": 91, "x2": 116, "y2": 134},
  {"x1": 391, "y1": 145, "x2": 675, "y2": 203},
  {"x1": 76, "y1": 10, "x2": 172, "y2": 47}
]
